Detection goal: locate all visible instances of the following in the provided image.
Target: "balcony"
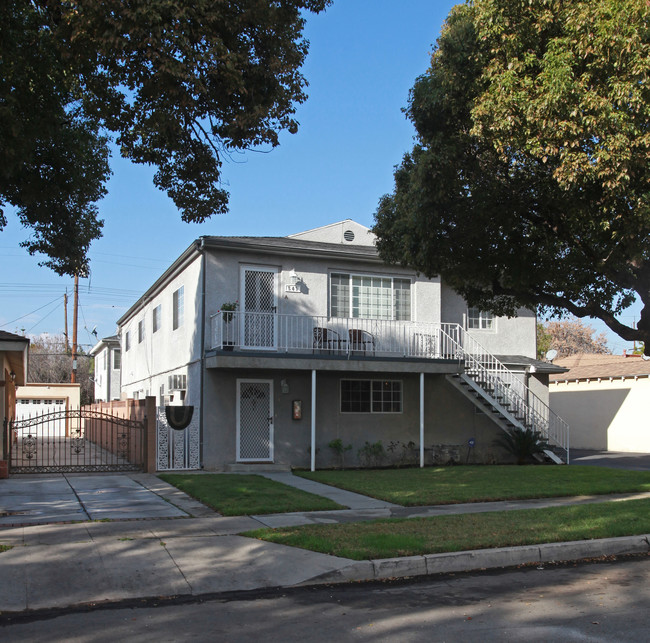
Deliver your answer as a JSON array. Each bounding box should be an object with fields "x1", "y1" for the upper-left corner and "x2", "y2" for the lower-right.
[{"x1": 209, "y1": 311, "x2": 463, "y2": 361}]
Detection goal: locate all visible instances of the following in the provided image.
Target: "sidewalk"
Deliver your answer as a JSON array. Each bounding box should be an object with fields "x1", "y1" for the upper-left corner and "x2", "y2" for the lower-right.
[{"x1": 1, "y1": 472, "x2": 649, "y2": 614}]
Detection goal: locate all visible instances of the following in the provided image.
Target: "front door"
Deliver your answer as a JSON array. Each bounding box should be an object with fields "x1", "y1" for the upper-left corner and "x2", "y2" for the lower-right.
[
  {"x1": 237, "y1": 379, "x2": 273, "y2": 462},
  {"x1": 241, "y1": 266, "x2": 278, "y2": 349}
]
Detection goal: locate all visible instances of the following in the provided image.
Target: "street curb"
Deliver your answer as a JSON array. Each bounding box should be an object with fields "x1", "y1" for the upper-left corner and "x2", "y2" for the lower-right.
[{"x1": 305, "y1": 534, "x2": 650, "y2": 584}]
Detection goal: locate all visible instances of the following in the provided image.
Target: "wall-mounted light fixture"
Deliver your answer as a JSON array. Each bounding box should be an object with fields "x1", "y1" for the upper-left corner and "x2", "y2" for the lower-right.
[
  {"x1": 290, "y1": 269, "x2": 299, "y2": 285},
  {"x1": 281, "y1": 378, "x2": 289, "y2": 394},
  {"x1": 9, "y1": 371, "x2": 16, "y2": 383}
]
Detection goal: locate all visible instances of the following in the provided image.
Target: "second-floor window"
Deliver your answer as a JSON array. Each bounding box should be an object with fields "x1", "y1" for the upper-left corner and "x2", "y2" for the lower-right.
[
  {"x1": 125, "y1": 331, "x2": 130, "y2": 352},
  {"x1": 173, "y1": 286, "x2": 184, "y2": 330},
  {"x1": 153, "y1": 304, "x2": 161, "y2": 333},
  {"x1": 138, "y1": 319, "x2": 145, "y2": 343},
  {"x1": 467, "y1": 307, "x2": 494, "y2": 330},
  {"x1": 330, "y1": 273, "x2": 411, "y2": 320},
  {"x1": 113, "y1": 350, "x2": 121, "y2": 370}
]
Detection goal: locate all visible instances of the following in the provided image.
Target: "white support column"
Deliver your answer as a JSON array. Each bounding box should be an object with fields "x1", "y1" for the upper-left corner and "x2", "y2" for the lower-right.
[
  {"x1": 420, "y1": 372, "x2": 425, "y2": 468},
  {"x1": 311, "y1": 369, "x2": 316, "y2": 472}
]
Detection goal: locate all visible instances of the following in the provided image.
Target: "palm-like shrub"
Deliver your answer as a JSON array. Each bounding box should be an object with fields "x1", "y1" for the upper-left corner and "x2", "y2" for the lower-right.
[{"x1": 493, "y1": 428, "x2": 548, "y2": 465}]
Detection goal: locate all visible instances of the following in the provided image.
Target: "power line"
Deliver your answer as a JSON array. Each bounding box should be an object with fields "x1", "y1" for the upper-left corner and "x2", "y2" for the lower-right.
[
  {"x1": 0, "y1": 295, "x2": 63, "y2": 329},
  {"x1": 25, "y1": 299, "x2": 63, "y2": 334}
]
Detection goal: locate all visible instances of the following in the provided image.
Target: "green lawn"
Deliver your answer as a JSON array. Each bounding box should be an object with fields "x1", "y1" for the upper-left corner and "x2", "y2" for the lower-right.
[
  {"x1": 158, "y1": 473, "x2": 344, "y2": 516},
  {"x1": 245, "y1": 497, "x2": 650, "y2": 560},
  {"x1": 296, "y1": 466, "x2": 650, "y2": 505}
]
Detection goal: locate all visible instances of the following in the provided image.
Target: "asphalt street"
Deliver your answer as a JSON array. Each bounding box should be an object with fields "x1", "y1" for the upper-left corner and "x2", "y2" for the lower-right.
[{"x1": 2, "y1": 556, "x2": 649, "y2": 642}]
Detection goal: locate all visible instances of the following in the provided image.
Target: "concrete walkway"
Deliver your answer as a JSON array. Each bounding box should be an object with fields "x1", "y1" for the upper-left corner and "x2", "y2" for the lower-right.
[{"x1": 1, "y1": 471, "x2": 649, "y2": 614}]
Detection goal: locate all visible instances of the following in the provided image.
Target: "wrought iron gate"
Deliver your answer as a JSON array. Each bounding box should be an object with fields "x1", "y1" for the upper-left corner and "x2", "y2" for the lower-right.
[{"x1": 6, "y1": 408, "x2": 145, "y2": 473}]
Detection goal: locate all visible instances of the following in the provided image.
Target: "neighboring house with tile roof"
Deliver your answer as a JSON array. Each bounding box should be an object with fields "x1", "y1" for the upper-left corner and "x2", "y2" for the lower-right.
[
  {"x1": 549, "y1": 352, "x2": 650, "y2": 452},
  {"x1": 116, "y1": 219, "x2": 569, "y2": 471}
]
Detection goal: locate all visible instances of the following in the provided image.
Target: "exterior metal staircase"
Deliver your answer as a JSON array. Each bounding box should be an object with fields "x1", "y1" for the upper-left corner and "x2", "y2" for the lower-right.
[{"x1": 442, "y1": 330, "x2": 569, "y2": 464}]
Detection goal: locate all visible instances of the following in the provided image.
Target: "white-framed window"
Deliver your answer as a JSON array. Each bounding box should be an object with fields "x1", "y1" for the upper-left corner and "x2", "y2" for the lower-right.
[
  {"x1": 125, "y1": 330, "x2": 131, "y2": 352},
  {"x1": 340, "y1": 379, "x2": 403, "y2": 413},
  {"x1": 113, "y1": 350, "x2": 121, "y2": 370},
  {"x1": 467, "y1": 307, "x2": 494, "y2": 330},
  {"x1": 153, "y1": 304, "x2": 161, "y2": 333},
  {"x1": 138, "y1": 319, "x2": 145, "y2": 343},
  {"x1": 330, "y1": 273, "x2": 411, "y2": 320},
  {"x1": 173, "y1": 286, "x2": 184, "y2": 330}
]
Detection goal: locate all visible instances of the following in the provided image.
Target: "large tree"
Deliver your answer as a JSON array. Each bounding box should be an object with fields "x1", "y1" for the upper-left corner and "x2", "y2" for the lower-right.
[
  {"x1": 1, "y1": 0, "x2": 329, "y2": 275},
  {"x1": 374, "y1": 0, "x2": 650, "y2": 353}
]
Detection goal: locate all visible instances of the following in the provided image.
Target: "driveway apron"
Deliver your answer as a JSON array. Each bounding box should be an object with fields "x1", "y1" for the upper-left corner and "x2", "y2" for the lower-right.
[{"x1": 0, "y1": 474, "x2": 188, "y2": 526}]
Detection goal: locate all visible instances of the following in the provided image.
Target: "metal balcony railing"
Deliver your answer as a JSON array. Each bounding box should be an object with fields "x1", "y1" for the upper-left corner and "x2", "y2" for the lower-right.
[{"x1": 209, "y1": 311, "x2": 463, "y2": 360}]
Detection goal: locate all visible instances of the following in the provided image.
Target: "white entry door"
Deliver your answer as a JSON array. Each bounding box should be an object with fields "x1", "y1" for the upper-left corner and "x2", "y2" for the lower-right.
[
  {"x1": 237, "y1": 379, "x2": 274, "y2": 462},
  {"x1": 241, "y1": 266, "x2": 278, "y2": 349}
]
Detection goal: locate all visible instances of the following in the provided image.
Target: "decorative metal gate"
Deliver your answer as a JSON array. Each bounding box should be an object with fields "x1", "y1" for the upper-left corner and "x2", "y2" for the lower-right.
[
  {"x1": 6, "y1": 409, "x2": 144, "y2": 473},
  {"x1": 156, "y1": 407, "x2": 200, "y2": 471}
]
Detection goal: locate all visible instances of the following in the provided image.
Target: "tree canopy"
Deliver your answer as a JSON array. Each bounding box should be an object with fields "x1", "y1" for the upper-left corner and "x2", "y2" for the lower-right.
[
  {"x1": 374, "y1": 0, "x2": 650, "y2": 353},
  {"x1": 1, "y1": 0, "x2": 329, "y2": 275},
  {"x1": 537, "y1": 318, "x2": 610, "y2": 359}
]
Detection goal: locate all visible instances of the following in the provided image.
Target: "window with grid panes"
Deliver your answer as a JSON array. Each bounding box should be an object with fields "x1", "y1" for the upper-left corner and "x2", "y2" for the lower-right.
[
  {"x1": 340, "y1": 379, "x2": 402, "y2": 413},
  {"x1": 330, "y1": 273, "x2": 411, "y2": 320},
  {"x1": 467, "y1": 306, "x2": 494, "y2": 330}
]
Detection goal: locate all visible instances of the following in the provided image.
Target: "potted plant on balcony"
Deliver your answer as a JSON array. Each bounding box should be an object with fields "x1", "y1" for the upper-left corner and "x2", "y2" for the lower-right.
[{"x1": 219, "y1": 301, "x2": 238, "y2": 350}]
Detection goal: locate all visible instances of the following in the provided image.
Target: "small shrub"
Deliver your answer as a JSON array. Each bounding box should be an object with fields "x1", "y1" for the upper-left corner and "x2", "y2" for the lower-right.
[
  {"x1": 358, "y1": 440, "x2": 386, "y2": 467},
  {"x1": 328, "y1": 438, "x2": 352, "y2": 468},
  {"x1": 493, "y1": 427, "x2": 548, "y2": 465}
]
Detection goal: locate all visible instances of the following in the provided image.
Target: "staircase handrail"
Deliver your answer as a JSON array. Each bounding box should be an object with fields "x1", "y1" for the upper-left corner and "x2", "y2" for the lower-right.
[{"x1": 438, "y1": 327, "x2": 569, "y2": 462}]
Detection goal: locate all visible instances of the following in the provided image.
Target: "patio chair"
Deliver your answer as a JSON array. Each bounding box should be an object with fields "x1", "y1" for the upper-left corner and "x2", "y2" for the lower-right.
[
  {"x1": 313, "y1": 327, "x2": 341, "y2": 353},
  {"x1": 348, "y1": 328, "x2": 376, "y2": 355}
]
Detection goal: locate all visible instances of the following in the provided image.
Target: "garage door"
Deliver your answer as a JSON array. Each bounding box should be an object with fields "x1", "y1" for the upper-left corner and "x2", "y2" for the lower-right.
[{"x1": 15, "y1": 399, "x2": 67, "y2": 436}]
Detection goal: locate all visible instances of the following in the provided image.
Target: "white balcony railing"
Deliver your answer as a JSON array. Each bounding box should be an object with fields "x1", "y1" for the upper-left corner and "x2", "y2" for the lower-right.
[{"x1": 210, "y1": 311, "x2": 464, "y2": 360}]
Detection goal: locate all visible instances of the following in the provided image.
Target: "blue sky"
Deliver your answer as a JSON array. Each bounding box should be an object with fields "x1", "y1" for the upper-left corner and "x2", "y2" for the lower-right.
[{"x1": 0, "y1": 0, "x2": 640, "y2": 353}]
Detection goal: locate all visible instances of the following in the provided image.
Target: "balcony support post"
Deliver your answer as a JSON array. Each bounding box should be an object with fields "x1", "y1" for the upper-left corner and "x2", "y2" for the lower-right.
[
  {"x1": 420, "y1": 372, "x2": 425, "y2": 468},
  {"x1": 311, "y1": 369, "x2": 316, "y2": 472}
]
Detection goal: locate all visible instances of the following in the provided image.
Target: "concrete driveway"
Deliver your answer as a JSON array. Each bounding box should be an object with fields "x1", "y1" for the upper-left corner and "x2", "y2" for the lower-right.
[
  {"x1": 570, "y1": 448, "x2": 650, "y2": 470},
  {"x1": 0, "y1": 473, "x2": 189, "y2": 526}
]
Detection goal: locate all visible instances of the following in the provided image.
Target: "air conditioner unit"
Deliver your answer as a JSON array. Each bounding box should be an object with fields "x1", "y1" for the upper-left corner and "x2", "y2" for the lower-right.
[{"x1": 168, "y1": 374, "x2": 187, "y2": 391}]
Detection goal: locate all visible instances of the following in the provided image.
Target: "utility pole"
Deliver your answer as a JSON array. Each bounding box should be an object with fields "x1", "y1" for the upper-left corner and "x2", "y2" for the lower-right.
[
  {"x1": 71, "y1": 274, "x2": 79, "y2": 383},
  {"x1": 64, "y1": 290, "x2": 70, "y2": 353}
]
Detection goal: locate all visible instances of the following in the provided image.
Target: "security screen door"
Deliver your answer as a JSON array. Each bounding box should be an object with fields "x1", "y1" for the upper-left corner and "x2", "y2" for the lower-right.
[
  {"x1": 241, "y1": 266, "x2": 278, "y2": 349},
  {"x1": 237, "y1": 380, "x2": 274, "y2": 461}
]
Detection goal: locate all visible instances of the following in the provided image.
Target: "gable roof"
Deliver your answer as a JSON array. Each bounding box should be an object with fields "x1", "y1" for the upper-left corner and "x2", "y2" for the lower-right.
[
  {"x1": 549, "y1": 353, "x2": 650, "y2": 382},
  {"x1": 118, "y1": 226, "x2": 383, "y2": 326}
]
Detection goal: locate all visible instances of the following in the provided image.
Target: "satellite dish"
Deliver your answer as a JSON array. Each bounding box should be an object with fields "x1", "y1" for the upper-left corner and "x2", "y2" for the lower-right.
[{"x1": 545, "y1": 349, "x2": 558, "y2": 363}]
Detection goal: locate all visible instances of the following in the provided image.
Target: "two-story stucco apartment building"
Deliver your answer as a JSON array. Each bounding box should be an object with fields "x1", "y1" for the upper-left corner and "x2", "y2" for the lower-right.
[{"x1": 117, "y1": 220, "x2": 568, "y2": 470}]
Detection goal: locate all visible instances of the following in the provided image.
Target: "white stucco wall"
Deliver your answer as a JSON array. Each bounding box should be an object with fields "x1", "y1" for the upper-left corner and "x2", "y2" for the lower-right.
[
  {"x1": 119, "y1": 254, "x2": 203, "y2": 406},
  {"x1": 440, "y1": 284, "x2": 536, "y2": 358},
  {"x1": 203, "y1": 246, "x2": 441, "y2": 343},
  {"x1": 550, "y1": 377, "x2": 650, "y2": 452},
  {"x1": 287, "y1": 220, "x2": 375, "y2": 246},
  {"x1": 93, "y1": 346, "x2": 121, "y2": 401}
]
